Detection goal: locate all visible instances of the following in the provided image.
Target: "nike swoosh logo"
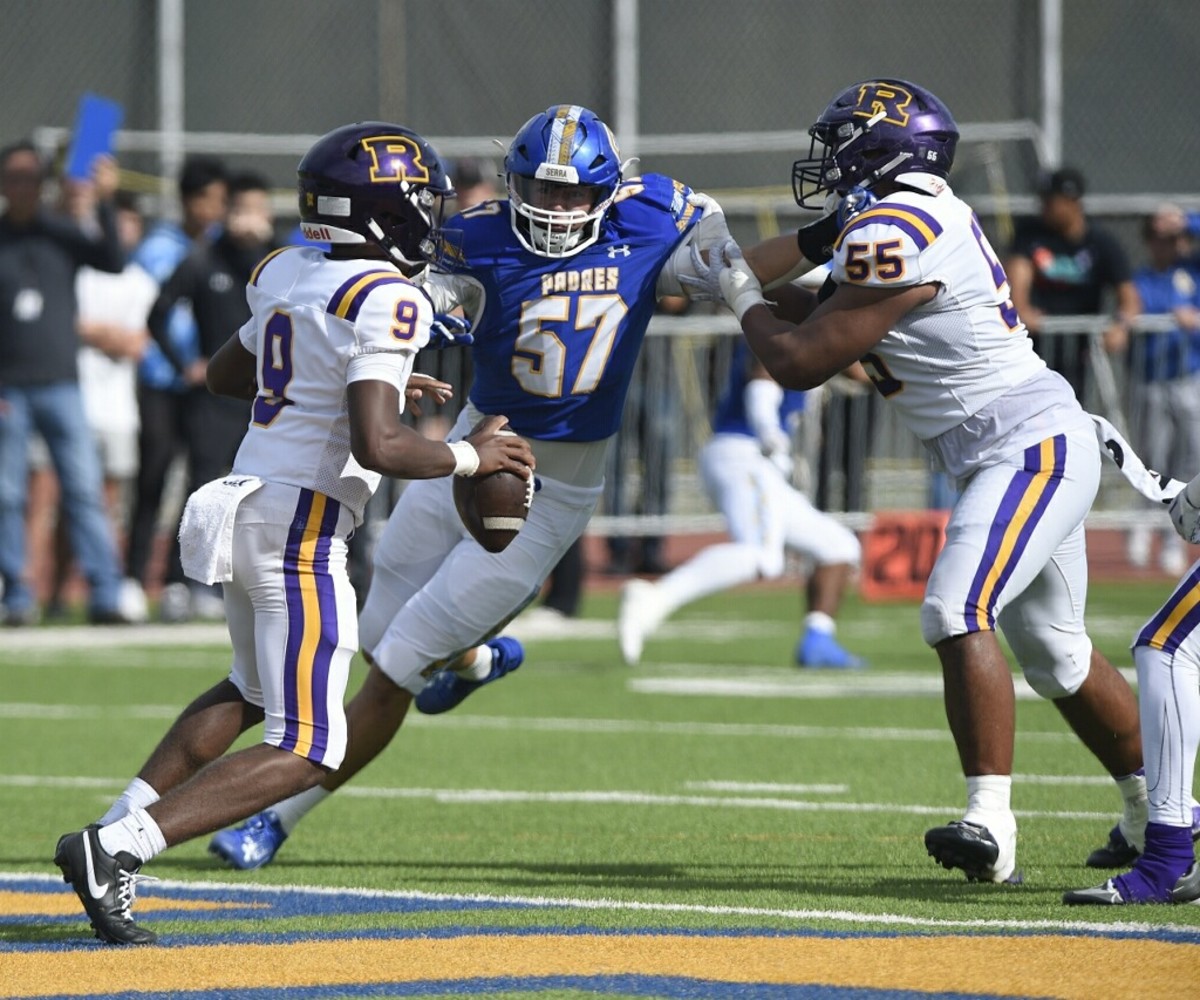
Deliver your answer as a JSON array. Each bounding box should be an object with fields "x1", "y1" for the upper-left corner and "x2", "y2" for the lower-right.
[{"x1": 83, "y1": 833, "x2": 111, "y2": 900}]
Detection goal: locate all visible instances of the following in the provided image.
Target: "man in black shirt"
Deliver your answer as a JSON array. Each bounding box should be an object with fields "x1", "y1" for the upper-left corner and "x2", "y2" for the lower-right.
[
  {"x1": 145, "y1": 172, "x2": 276, "y2": 618},
  {"x1": 1006, "y1": 167, "x2": 1140, "y2": 402},
  {"x1": 0, "y1": 141, "x2": 130, "y2": 625}
]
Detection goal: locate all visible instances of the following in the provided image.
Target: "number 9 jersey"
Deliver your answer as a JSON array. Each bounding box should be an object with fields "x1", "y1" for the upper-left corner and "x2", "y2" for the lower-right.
[
  {"x1": 830, "y1": 182, "x2": 1069, "y2": 466},
  {"x1": 231, "y1": 245, "x2": 433, "y2": 522}
]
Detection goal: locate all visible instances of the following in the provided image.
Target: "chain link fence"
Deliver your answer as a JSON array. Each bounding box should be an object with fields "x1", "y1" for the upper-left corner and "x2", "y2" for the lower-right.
[{"x1": 1, "y1": 0, "x2": 1196, "y2": 541}]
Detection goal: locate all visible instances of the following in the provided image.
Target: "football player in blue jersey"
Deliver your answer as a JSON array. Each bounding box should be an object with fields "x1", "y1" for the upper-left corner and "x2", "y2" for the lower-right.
[
  {"x1": 617, "y1": 339, "x2": 863, "y2": 668},
  {"x1": 209, "y1": 104, "x2": 739, "y2": 869},
  {"x1": 702, "y1": 79, "x2": 1148, "y2": 886}
]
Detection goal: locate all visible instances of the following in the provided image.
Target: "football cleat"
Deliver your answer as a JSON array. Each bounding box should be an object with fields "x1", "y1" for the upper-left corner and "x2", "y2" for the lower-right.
[
  {"x1": 795, "y1": 627, "x2": 864, "y2": 670},
  {"x1": 617, "y1": 578, "x2": 668, "y2": 667},
  {"x1": 208, "y1": 810, "x2": 288, "y2": 870},
  {"x1": 1063, "y1": 863, "x2": 1200, "y2": 906},
  {"x1": 1087, "y1": 805, "x2": 1200, "y2": 869},
  {"x1": 925, "y1": 819, "x2": 1021, "y2": 884},
  {"x1": 415, "y1": 637, "x2": 524, "y2": 715},
  {"x1": 54, "y1": 827, "x2": 157, "y2": 945}
]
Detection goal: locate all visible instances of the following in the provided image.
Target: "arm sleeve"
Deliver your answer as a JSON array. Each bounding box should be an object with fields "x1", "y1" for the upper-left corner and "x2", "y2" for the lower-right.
[
  {"x1": 146, "y1": 258, "x2": 197, "y2": 373},
  {"x1": 744, "y1": 377, "x2": 790, "y2": 454},
  {"x1": 422, "y1": 271, "x2": 484, "y2": 330}
]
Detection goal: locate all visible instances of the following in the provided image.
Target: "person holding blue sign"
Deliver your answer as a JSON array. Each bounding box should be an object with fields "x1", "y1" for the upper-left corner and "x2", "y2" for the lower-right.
[{"x1": 0, "y1": 140, "x2": 130, "y2": 624}]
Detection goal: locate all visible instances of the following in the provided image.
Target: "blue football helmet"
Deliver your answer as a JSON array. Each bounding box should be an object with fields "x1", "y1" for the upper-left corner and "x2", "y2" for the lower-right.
[
  {"x1": 504, "y1": 105, "x2": 623, "y2": 258},
  {"x1": 792, "y1": 80, "x2": 959, "y2": 209},
  {"x1": 297, "y1": 122, "x2": 454, "y2": 273}
]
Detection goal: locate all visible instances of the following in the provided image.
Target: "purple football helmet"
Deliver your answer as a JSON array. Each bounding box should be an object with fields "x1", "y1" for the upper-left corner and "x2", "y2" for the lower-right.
[
  {"x1": 792, "y1": 80, "x2": 959, "y2": 209},
  {"x1": 297, "y1": 122, "x2": 454, "y2": 272}
]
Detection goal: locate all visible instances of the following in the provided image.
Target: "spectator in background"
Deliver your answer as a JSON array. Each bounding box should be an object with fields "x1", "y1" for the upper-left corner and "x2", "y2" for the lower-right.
[
  {"x1": 125, "y1": 156, "x2": 228, "y2": 621},
  {"x1": 1126, "y1": 203, "x2": 1200, "y2": 576},
  {"x1": 0, "y1": 142, "x2": 130, "y2": 625},
  {"x1": 46, "y1": 188, "x2": 157, "y2": 620},
  {"x1": 145, "y1": 170, "x2": 276, "y2": 621},
  {"x1": 603, "y1": 294, "x2": 686, "y2": 575},
  {"x1": 1006, "y1": 167, "x2": 1139, "y2": 403}
]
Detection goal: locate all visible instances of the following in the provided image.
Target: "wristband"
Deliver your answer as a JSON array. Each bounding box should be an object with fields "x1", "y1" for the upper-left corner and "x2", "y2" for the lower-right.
[{"x1": 448, "y1": 440, "x2": 480, "y2": 477}]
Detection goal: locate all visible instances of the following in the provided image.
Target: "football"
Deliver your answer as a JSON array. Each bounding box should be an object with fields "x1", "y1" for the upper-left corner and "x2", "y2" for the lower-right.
[{"x1": 453, "y1": 462, "x2": 534, "y2": 554}]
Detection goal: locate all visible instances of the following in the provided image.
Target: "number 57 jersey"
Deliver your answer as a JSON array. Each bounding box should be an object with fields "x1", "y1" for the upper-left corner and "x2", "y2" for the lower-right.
[
  {"x1": 830, "y1": 184, "x2": 1082, "y2": 473},
  {"x1": 429, "y1": 173, "x2": 701, "y2": 442},
  {"x1": 231, "y1": 245, "x2": 432, "y2": 522}
]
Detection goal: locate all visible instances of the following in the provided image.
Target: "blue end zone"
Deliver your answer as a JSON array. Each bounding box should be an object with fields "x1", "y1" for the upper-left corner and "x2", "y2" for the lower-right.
[{"x1": 21, "y1": 978, "x2": 1026, "y2": 1000}]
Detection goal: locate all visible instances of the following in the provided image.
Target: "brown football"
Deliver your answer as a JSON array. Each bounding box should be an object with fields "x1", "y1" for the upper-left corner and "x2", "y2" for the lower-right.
[{"x1": 453, "y1": 465, "x2": 534, "y2": 553}]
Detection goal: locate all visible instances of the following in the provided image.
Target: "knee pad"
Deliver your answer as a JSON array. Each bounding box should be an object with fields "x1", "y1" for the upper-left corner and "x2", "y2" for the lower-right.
[
  {"x1": 1015, "y1": 634, "x2": 1092, "y2": 699},
  {"x1": 920, "y1": 594, "x2": 965, "y2": 647},
  {"x1": 756, "y1": 544, "x2": 786, "y2": 580}
]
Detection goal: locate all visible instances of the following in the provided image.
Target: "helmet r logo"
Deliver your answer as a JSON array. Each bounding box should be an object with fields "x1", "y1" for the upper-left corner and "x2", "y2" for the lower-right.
[
  {"x1": 853, "y1": 82, "x2": 913, "y2": 127},
  {"x1": 360, "y1": 135, "x2": 432, "y2": 185}
]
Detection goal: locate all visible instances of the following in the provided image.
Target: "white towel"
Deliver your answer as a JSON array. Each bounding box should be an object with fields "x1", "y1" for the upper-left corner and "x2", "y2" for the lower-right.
[
  {"x1": 1090, "y1": 413, "x2": 1185, "y2": 504},
  {"x1": 178, "y1": 475, "x2": 264, "y2": 584}
]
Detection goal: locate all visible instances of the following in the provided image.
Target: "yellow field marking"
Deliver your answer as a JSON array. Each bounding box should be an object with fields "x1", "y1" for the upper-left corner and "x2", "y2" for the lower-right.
[
  {"x1": 0, "y1": 891, "x2": 266, "y2": 917},
  {"x1": 5, "y1": 932, "x2": 1196, "y2": 997}
]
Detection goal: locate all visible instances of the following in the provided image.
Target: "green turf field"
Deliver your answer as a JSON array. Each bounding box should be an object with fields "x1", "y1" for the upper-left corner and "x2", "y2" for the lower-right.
[{"x1": 3, "y1": 578, "x2": 1198, "y2": 998}]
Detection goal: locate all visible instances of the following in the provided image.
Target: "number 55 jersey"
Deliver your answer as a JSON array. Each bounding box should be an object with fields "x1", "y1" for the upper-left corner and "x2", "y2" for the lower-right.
[
  {"x1": 829, "y1": 181, "x2": 1087, "y2": 480},
  {"x1": 232, "y1": 245, "x2": 433, "y2": 521}
]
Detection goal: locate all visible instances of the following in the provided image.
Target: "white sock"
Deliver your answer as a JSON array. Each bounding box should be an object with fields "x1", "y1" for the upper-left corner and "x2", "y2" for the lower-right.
[
  {"x1": 805, "y1": 611, "x2": 836, "y2": 635},
  {"x1": 963, "y1": 774, "x2": 1013, "y2": 825},
  {"x1": 452, "y1": 644, "x2": 492, "y2": 681},
  {"x1": 98, "y1": 806, "x2": 167, "y2": 865},
  {"x1": 96, "y1": 777, "x2": 159, "y2": 826},
  {"x1": 655, "y1": 544, "x2": 761, "y2": 618},
  {"x1": 270, "y1": 785, "x2": 331, "y2": 835}
]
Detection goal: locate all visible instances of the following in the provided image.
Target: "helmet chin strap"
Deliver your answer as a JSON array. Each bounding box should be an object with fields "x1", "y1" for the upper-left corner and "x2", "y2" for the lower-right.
[{"x1": 366, "y1": 216, "x2": 424, "y2": 273}]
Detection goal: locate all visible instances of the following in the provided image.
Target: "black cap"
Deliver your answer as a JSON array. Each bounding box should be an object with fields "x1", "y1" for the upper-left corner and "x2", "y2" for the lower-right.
[{"x1": 1037, "y1": 167, "x2": 1085, "y2": 200}]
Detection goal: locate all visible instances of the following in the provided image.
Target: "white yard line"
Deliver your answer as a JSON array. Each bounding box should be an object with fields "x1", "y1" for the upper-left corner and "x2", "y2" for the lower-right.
[
  {"x1": 685, "y1": 781, "x2": 850, "y2": 794},
  {"x1": 2, "y1": 870, "x2": 1193, "y2": 938},
  {"x1": 0, "y1": 703, "x2": 1082, "y2": 744},
  {"x1": 629, "y1": 669, "x2": 1139, "y2": 701},
  {"x1": 0, "y1": 773, "x2": 1112, "y2": 821}
]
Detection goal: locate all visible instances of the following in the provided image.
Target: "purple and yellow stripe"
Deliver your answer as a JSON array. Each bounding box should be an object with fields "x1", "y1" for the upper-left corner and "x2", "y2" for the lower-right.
[
  {"x1": 1136, "y1": 562, "x2": 1200, "y2": 653},
  {"x1": 963, "y1": 435, "x2": 1066, "y2": 632},
  {"x1": 327, "y1": 271, "x2": 410, "y2": 323},
  {"x1": 834, "y1": 204, "x2": 943, "y2": 252},
  {"x1": 250, "y1": 246, "x2": 292, "y2": 287},
  {"x1": 281, "y1": 488, "x2": 342, "y2": 761}
]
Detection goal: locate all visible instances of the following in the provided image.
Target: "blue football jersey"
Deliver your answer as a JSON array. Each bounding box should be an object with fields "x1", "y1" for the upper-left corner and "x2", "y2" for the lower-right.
[
  {"x1": 441, "y1": 173, "x2": 700, "y2": 441},
  {"x1": 712, "y1": 341, "x2": 806, "y2": 438}
]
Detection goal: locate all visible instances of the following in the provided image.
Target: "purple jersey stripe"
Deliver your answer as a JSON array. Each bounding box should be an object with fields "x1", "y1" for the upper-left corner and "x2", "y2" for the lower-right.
[
  {"x1": 1136, "y1": 561, "x2": 1200, "y2": 649},
  {"x1": 984, "y1": 435, "x2": 1066, "y2": 622},
  {"x1": 279, "y1": 488, "x2": 316, "y2": 753},
  {"x1": 840, "y1": 208, "x2": 940, "y2": 249},
  {"x1": 963, "y1": 437, "x2": 1065, "y2": 631},
  {"x1": 886, "y1": 201, "x2": 943, "y2": 238},
  {"x1": 305, "y1": 496, "x2": 342, "y2": 762},
  {"x1": 327, "y1": 273, "x2": 408, "y2": 323}
]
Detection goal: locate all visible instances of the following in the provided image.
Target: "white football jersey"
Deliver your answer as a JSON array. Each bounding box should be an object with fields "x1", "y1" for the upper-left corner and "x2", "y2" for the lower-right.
[
  {"x1": 232, "y1": 246, "x2": 432, "y2": 522},
  {"x1": 831, "y1": 185, "x2": 1050, "y2": 442}
]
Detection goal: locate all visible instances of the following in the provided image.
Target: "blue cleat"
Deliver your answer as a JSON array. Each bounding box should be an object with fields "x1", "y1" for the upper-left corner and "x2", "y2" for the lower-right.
[
  {"x1": 208, "y1": 810, "x2": 287, "y2": 870},
  {"x1": 415, "y1": 637, "x2": 524, "y2": 715},
  {"x1": 795, "y1": 627, "x2": 863, "y2": 669}
]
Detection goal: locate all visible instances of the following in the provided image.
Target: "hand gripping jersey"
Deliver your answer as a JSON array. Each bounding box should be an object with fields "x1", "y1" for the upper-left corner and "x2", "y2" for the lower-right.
[
  {"x1": 232, "y1": 245, "x2": 432, "y2": 521},
  {"x1": 428, "y1": 173, "x2": 701, "y2": 442},
  {"x1": 712, "y1": 341, "x2": 806, "y2": 440},
  {"x1": 831, "y1": 185, "x2": 1051, "y2": 443}
]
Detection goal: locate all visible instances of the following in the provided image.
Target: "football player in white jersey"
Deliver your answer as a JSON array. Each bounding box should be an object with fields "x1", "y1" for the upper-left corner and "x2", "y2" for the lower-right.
[
  {"x1": 617, "y1": 340, "x2": 863, "y2": 668},
  {"x1": 208, "y1": 104, "x2": 737, "y2": 870},
  {"x1": 706, "y1": 79, "x2": 1147, "y2": 886},
  {"x1": 52, "y1": 122, "x2": 533, "y2": 944},
  {"x1": 1065, "y1": 475, "x2": 1200, "y2": 904}
]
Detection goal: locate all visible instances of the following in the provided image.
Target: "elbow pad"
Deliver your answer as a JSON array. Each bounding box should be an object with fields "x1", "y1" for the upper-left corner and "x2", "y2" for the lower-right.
[{"x1": 795, "y1": 212, "x2": 842, "y2": 266}]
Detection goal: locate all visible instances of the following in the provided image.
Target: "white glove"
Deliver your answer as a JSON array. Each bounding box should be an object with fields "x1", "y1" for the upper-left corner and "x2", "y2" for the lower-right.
[
  {"x1": 717, "y1": 242, "x2": 767, "y2": 321},
  {"x1": 766, "y1": 447, "x2": 794, "y2": 482},
  {"x1": 677, "y1": 192, "x2": 732, "y2": 301},
  {"x1": 1170, "y1": 475, "x2": 1200, "y2": 543}
]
